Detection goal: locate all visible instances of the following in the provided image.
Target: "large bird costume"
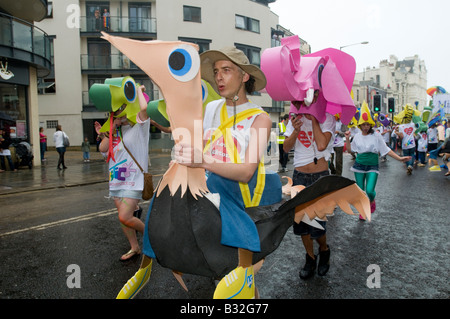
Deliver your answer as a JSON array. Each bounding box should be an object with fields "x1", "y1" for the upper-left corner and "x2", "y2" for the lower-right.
[{"x1": 94, "y1": 33, "x2": 370, "y2": 299}]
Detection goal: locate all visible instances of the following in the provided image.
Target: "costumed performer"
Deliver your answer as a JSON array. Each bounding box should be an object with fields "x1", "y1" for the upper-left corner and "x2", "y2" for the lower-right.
[
  {"x1": 95, "y1": 84, "x2": 150, "y2": 261},
  {"x1": 345, "y1": 104, "x2": 411, "y2": 219},
  {"x1": 394, "y1": 105, "x2": 418, "y2": 175},
  {"x1": 283, "y1": 98, "x2": 336, "y2": 280},
  {"x1": 174, "y1": 46, "x2": 281, "y2": 299}
]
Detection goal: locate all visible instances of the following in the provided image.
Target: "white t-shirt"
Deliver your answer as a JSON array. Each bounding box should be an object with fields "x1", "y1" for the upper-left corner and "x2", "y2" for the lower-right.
[
  {"x1": 417, "y1": 132, "x2": 428, "y2": 152},
  {"x1": 284, "y1": 113, "x2": 336, "y2": 167},
  {"x1": 333, "y1": 120, "x2": 345, "y2": 148},
  {"x1": 203, "y1": 99, "x2": 263, "y2": 163},
  {"x1": 427, "y1": 127, "x2": 438, "y2": 144},
  {"x1": 377, "y1": 125, "x2": 391, "y2": 144},
  {"x1": 108, "y1": 118, "x2": 150, "y2": 191},
  {"x1": 350, "y1": 131, "x2": 391, "y2": 157},
  {"x1": 398, "y1": 123, "x2": 416, "y2": 150}
]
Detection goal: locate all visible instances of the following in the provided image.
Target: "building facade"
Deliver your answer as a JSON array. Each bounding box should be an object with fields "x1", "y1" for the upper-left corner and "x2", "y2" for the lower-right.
[
  {"x1": 34, "y1": 0, "x2": 310, "y2": 160},
  {"x1": 0, "y1": 0, "x2": 52, "y2": 167},
  {"x1": 353, "y1": 54, "x2": 427, "y2": 114}
]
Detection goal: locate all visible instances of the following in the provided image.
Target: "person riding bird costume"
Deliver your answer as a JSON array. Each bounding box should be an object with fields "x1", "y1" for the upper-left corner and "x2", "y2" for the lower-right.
[{"x1": 89, "y1": 32, "x2": 370, "y2": 299}]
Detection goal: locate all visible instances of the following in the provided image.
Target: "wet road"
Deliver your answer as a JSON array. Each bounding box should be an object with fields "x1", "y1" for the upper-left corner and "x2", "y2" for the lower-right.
[{"x1": 0, "y1": 150, "x2": 448, "y2": 301}]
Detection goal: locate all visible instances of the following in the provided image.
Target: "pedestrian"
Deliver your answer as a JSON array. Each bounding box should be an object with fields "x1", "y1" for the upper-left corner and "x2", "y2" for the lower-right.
[
  {"x1": 378, "y1": 122, "x2": 391, "y2": 162},
  {"x1": 53, "y1": 125, "x2": 68, "y2": 170},
  {"x1": 277, "y1": 114, "x2": 289, "y2": 172},
  {"x1": 395, "y1": 118, "x2": 416, "y2": 175},
  {"x1": 428, "y1": 133, "x2": 450, "y2": 173},
  {"x1": 329, "y1": 114, "x2": 345, "y2": 175},
  {"x1": 173, "y1": 46, "x2": 278, "y2": 299},
  {"x1": 348, "y1": 123, "x2": 360, "y2": 160},
  {"x1": 39, "y1": 127, "x2": 47, "y2": 162},
  {"x1": 0, "y1": 128, "x2": 17, "y2": 172},
  {"x1": 282, "y1": 93, "x2": 335, "y2": 280},
  {"x1": 81, "y1": 137, "x2": 91, "y2": 162},
  {"x1": 441, "y1": 141, "x2": 450, "y2": 176},
  {"x1": 416, "y1": 129, "x2": 428, "y2": 166},
  {"x1": 345, "y1": 105, "x2": 411, "y2": 219},
  {"x1": 390, "y1": 125, "x2": 398, "y2": 152},
  {"x1": 427, "y1": 123, "x2": 439, "y2": 153},
  {"x1": 95, "y1": 84, "x2": 149, "y2": 262}
]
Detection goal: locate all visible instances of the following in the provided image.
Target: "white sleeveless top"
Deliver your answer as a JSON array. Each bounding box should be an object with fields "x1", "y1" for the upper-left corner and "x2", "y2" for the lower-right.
[{"x1": 203, "y1": 99, "x2": 263, "y2": 163}]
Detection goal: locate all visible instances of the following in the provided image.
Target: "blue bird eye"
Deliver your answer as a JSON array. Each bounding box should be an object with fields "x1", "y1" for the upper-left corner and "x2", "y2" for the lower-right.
[
  {"x1": 168, "y1": 44, "x2": 200, "y2": 82},
  {"x1": 123, "y1": 79, "x2": 136, "y2": 103},
  {"x1": 201, "y1": 80, "x2": 208, "y2": 104}
]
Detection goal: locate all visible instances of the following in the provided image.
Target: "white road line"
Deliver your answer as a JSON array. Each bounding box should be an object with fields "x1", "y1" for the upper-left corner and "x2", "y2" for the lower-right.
[{"x1": 0, "y1": 208, "x2": 118, "y2": 238}]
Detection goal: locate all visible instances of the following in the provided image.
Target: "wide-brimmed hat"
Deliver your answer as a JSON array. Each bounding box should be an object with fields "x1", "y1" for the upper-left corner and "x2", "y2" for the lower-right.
[{"x1": 200, "y1": 47, "x2": 267, "y2": 93}]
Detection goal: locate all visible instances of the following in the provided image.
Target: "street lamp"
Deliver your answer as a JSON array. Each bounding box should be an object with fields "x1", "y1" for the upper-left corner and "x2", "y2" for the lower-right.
[{"x1": 340, "y1": 41, "x2": 369, "y2": 50}]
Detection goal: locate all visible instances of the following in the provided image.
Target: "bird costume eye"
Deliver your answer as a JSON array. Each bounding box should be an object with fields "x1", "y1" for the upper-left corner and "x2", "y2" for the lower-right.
[
  {"x1": 201, "y1": 80, "x2": 208, "y2": 104},
  {"x1": 168, "y1": 44, "x2": 200, "y2": 82},
  {"x1": 123, "y1": 78, "x2": 136, "y2": 103}
]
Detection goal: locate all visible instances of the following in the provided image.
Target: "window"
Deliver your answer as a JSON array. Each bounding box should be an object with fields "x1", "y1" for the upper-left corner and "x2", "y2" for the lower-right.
[
  {"x1": 87, "y1": 39, "x2": 111, "y2": 69},
  {"x1": 129, "y1": 2, "x2": 151, "y2": 32},
  {"x1": 235, "y1": 44, "x2": 262, "y2": 95},
  {"x1": 46, "y1": 2, "x2": 53, "y2": 18},
  {"x1": 183, "y1": 6, "x2": 201, "y2": 23},
  {"x1": 38, "y1": 79, "x2": 55, "y2": 94},
  {"x1": 46, "y1": 120, "x2": 58, "y2": 129},
  {"x1": 178, "y1": 37, "x2": 211, "y2": 54},
  {"x1": 235, "y1": 15, "x2": 260, "y2": 33},
  {"x1": 235, "y1": 44, "x2": 261, "y2": 67},
  {"x1": 86, "y1": 2, "x2": 110, "y2": 32}
]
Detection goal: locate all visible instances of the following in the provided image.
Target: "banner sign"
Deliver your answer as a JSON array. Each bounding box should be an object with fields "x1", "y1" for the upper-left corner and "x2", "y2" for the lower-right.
[{"x1": 432, "y1": 94, "x2": 450, "y2": 115}]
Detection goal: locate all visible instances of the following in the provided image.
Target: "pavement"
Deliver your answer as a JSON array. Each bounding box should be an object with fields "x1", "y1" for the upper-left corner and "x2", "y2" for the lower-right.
[
  {"x1": 0, "y1": 146, "x2": 281, "y2": 196},
  {"x1": 0, "y1": 148, "x2": 174, "y2": 196}
]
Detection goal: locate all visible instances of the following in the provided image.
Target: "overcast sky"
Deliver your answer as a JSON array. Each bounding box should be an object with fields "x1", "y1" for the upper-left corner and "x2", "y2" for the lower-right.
[{"x1": 269, "y1": 0, "x2": 450, "y2": 96}]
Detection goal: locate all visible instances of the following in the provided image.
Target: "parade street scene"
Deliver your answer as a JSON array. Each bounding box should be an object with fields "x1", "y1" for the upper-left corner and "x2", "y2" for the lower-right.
[
  {"x1": 0, "y1": 0, "x2": 449, "y2": 307},
  {"x1": 0, "y1": 145, "x2": 448, "y2": 300}
]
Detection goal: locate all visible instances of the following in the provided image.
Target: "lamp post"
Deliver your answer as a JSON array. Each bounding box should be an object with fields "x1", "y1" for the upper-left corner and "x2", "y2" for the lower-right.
[{"x1": 340, "y1": 41, "x2": 369, "y2": 50}]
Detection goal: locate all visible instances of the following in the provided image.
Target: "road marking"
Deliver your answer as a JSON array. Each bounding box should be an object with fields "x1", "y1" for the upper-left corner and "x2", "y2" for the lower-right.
[
  {"x1": 1, "y1": 199, "x2": 150, "y2": 238},
  {"x1": 0, "y1": 208, "x2": 118, "y2": 238}
]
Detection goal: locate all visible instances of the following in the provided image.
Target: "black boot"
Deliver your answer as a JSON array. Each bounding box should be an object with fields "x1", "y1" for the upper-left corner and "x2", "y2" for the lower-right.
[
  {"x1": 317, "y1": 246, "x2": 330, "y2": 276},
  {"x1": 299, "y1": 253, "x2": 316, "y2": 279}
]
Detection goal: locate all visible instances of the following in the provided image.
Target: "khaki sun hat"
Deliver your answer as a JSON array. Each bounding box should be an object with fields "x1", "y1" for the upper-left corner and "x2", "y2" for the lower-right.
[{"x1": 200, "y1": 47, "x2": 267, "y2": 93}]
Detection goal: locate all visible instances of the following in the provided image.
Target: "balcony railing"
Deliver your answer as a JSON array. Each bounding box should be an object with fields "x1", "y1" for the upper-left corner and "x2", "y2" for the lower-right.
[
  {"x1": 80, "y1": 16, "x2": 157, "y2": 34},
  {"x1": 0, "y1": 12, "x2": 52, "y2": 75},
  {"x1": 80, "y1": 53, "x2": 143, "y2": 71}
]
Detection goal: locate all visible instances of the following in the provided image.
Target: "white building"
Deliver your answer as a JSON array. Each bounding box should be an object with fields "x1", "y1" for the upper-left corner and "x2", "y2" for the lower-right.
[
  {"x1": 35, "y1": 0, "x2": 311, "y2": 159},
  {"x1": 353, "y1": 54, "x2": 427, "y2": 114}
]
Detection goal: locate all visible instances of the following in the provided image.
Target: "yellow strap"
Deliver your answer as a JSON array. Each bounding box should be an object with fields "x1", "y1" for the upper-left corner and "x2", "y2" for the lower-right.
[
  {"x1": 204, "y1": 103, "x2": 267, "y2": 207},
  {"x1": 203, "y1": 107, "x2": 266, "y2": 153}
]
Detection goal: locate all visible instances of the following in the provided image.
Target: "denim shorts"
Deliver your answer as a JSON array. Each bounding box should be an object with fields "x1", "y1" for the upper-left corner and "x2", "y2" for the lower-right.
[
  {"x1": 292, "y1": 170, "x2": 329, "y2": 238},
  {"x1": 109, "y1": 189, "x2": 142, "y2": 200},
  {"x1": 350, "y1": 161, "x2": 380, "y2": 174}
]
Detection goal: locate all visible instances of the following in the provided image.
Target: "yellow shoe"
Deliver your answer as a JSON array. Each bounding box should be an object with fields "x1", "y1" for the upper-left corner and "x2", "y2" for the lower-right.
[
  {"x1": 429, "y1": 165, "x2": 441, "y2": 171},
  {"x1": 116, "y1": 260, "x2": 152, "y2": 299},
  {"x1": 213, "y1": 266, "x2": 255, "y2": 299}
]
